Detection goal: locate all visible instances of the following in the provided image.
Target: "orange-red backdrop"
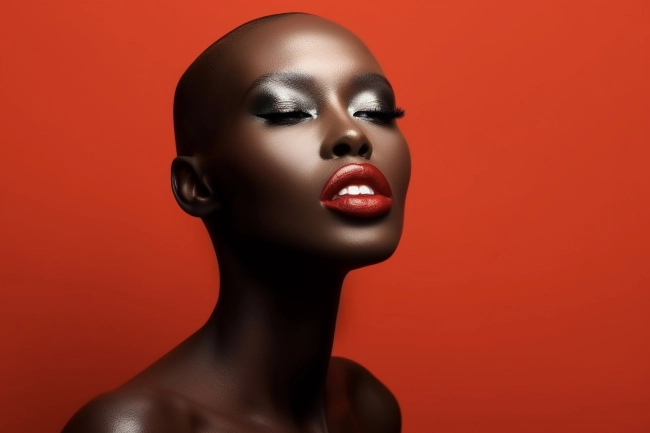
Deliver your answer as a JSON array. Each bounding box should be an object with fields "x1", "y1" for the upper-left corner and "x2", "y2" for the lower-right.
[{"x1": 1, "y1": 1, "x2": 649, "y2": 432}]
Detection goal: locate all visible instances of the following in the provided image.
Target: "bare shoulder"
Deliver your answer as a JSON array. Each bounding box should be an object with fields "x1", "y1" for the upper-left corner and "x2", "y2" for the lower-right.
[
  {"x1": 61, "y1": 386, "x2": 194, "y2": 433},
  {"x1": 329, "y1": 356, "x2": 402, "y2": 433}
]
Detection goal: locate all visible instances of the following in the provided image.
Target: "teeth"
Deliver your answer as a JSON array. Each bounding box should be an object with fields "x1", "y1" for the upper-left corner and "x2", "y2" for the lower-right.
[{"x1": 334, "y1": 185, "x2": 375, "y2": 199}]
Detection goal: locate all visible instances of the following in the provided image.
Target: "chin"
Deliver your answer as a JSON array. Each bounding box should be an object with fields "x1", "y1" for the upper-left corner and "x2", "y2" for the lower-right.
[
  {"x1": 344, "y1": 248, "x2": 397, "y2": 271},
  {"x1": 322, "y1": 224, "x2": 404, "y2": 272}
]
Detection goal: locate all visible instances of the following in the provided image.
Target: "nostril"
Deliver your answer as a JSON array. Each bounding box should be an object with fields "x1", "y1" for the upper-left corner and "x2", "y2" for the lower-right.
[
  {"x1": 333, "y1": 143, "x2": 350, "y2": 156},
  {"x1": 358, "y1": 143, "x2": 370, "y2": 157}
]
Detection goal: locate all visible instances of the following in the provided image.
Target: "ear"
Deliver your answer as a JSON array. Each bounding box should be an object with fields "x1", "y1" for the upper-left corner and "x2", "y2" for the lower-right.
[{"x1": 171, "y1": 156, "x2": 221, "y2": 217}]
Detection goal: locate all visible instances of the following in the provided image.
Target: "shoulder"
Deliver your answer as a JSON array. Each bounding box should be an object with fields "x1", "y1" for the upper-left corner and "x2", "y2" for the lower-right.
[
  {"x1": 329, "y1": 357, "x2": 402, "y2": 433},
  {"x1": 61, "y1": 386, "x2": 193, "y2": 433}
]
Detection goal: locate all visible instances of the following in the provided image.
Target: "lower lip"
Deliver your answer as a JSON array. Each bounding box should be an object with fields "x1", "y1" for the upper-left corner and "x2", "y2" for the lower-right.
[{"x1": 321, "y1": 195, "x2": 392, "y2": 218}]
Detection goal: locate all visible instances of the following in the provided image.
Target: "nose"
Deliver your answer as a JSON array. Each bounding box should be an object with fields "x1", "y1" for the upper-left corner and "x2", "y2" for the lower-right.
[{"x1": 319, "y1": 110, "x2": 372, "y2": 160}]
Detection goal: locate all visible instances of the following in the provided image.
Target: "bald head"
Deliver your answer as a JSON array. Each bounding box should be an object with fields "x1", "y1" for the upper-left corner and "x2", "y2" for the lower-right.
[
  {"x1": 173, "y1": 12, "x2": 312, "y2": 157},
  {"x1": 172, "y1": 13, "x2": 379, "y2": 157}
]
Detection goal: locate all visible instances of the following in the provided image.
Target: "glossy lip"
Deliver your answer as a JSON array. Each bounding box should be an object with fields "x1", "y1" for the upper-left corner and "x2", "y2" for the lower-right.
[{"x1": 320, "y1": 163, "x2": 393, "y2": 218}]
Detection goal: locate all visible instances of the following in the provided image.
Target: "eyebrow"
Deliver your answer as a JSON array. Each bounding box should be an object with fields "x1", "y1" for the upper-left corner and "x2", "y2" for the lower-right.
[{"x1": 245, "y1": 72, "x2": 394, "y2": 97}]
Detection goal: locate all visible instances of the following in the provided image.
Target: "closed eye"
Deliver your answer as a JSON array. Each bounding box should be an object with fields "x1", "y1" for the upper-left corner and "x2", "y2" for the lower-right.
[
  {"x1": 354, "y1": 108, "x2": 405, "y2": 124},
  {"x1": 256, "y1": 111, "x2": 312, "y2": 125}
]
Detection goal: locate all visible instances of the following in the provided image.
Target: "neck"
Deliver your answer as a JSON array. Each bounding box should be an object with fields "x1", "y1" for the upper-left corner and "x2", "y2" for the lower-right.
[{"x1": 203, "y1": 239, "x2": 346, "y2": 427}]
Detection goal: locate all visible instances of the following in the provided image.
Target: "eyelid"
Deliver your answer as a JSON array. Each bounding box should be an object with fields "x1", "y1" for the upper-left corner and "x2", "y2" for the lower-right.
[
  {"x1": 253, "y1": 100, "x2": 303, "y2": 113},
  {"x1": 248, "y1": 84, "x2": 316, "y2": 112},
  {"x1": 348, "y1": 88, "x2": 396, "y2": 110}
]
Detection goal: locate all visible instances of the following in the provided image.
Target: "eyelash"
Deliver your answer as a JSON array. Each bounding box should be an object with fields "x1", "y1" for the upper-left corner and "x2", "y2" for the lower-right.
[
  {"x1": 256, "y1": 111, "x2": 311, "y2": 125},
  {"x1": 256, "y1": 107, "x2": 405, "y2": 126},
  {"x1": 355, "y1": 107, "x2": 405, "y2": 123}
]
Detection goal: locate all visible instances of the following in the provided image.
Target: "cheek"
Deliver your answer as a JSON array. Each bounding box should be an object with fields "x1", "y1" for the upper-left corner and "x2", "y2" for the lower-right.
[
  {"x1": 215, "y1": 126, "x2": 327, "y2": 239},
  {"x1": 370, "y1": 132, "x2": 411, "y2": 206},
  {"x1": 233, "y1": 126, "x2": 323, "y2": 200},
  {"x1": 397, "y1": 142, "x2": 412, "y2": 200}
]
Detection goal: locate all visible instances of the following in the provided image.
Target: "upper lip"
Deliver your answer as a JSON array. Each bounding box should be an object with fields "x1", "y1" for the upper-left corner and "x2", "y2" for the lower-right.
[{"x1": 320, "y1": 163, "x2": 392, "y2": 201}]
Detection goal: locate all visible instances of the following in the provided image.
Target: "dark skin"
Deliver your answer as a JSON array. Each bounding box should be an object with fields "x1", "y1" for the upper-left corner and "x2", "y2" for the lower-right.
[{"x1": 62, "y1": 13, "x2": 411, "y2": 433}]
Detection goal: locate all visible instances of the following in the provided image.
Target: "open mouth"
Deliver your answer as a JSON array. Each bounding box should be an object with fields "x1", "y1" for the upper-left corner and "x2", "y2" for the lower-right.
[{"x1": 320, "y1": 163, "x2": 392, "y2": 218}]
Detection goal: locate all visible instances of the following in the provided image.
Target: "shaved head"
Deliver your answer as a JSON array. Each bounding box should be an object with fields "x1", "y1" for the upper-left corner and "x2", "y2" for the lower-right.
[
  {"x1": 172, "y1": 13, "x2": 379, "y2": 158},
  {"x1": 173, "y1": 12, "x2": 314, "y2": 156}
]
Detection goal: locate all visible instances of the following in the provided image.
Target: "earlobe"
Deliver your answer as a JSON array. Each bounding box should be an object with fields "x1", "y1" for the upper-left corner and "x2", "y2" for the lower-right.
[{"x1": 171, "y1": 156, "x2": 220, "y2": 217}]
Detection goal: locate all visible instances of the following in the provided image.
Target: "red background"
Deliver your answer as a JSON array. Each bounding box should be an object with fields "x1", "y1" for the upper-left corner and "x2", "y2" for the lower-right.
[{"x1": 1, "y1": 1, "x2": 649, "y2": 432}]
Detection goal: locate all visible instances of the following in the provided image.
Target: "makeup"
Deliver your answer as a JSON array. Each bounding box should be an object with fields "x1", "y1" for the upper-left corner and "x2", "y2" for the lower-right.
[{"x1": 320, "y1": 163, "x2": 393, "y2": 218}]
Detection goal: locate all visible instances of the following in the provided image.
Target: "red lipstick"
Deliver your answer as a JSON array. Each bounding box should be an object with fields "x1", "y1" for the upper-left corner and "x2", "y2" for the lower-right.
[{"x1": 320, "y1": 163, "x2": 392, "y2": 218}]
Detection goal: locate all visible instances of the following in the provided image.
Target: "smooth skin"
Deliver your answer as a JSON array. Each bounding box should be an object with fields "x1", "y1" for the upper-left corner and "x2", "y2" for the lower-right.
[{"x1": 62, "y1": 13, "x2": 411, "y2": 433}]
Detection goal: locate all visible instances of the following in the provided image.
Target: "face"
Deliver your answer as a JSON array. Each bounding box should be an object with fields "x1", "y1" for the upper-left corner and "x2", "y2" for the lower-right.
[{"x1": 196, "y1": 16, "x2": 411, "y2": 270}]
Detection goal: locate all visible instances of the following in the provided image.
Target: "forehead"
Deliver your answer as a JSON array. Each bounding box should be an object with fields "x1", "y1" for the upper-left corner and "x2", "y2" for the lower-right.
[{"x1": 220, "y1": 17, "x2": 384, "y2": 90}]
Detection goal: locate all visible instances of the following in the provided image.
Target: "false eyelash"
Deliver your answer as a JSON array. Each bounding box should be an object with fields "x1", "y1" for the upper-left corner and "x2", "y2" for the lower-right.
[
  {"x1": 389, "y1": 107, "x2": 406, "y2": 119},
  {"x1": 257, "y1": 111, "x2": 311, "y2": 120},
  {"x1": 355, "y1": 107, "x2": 406, "y2": 121},
  {"x1": 256, "y1": 111, "x2": 312, "y2": 125}
]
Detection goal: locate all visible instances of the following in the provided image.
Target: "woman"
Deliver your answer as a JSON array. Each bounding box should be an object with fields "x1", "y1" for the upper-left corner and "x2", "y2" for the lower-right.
[{"x1": 62, "y1": 12, "x2": 411, "y2": 433}]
